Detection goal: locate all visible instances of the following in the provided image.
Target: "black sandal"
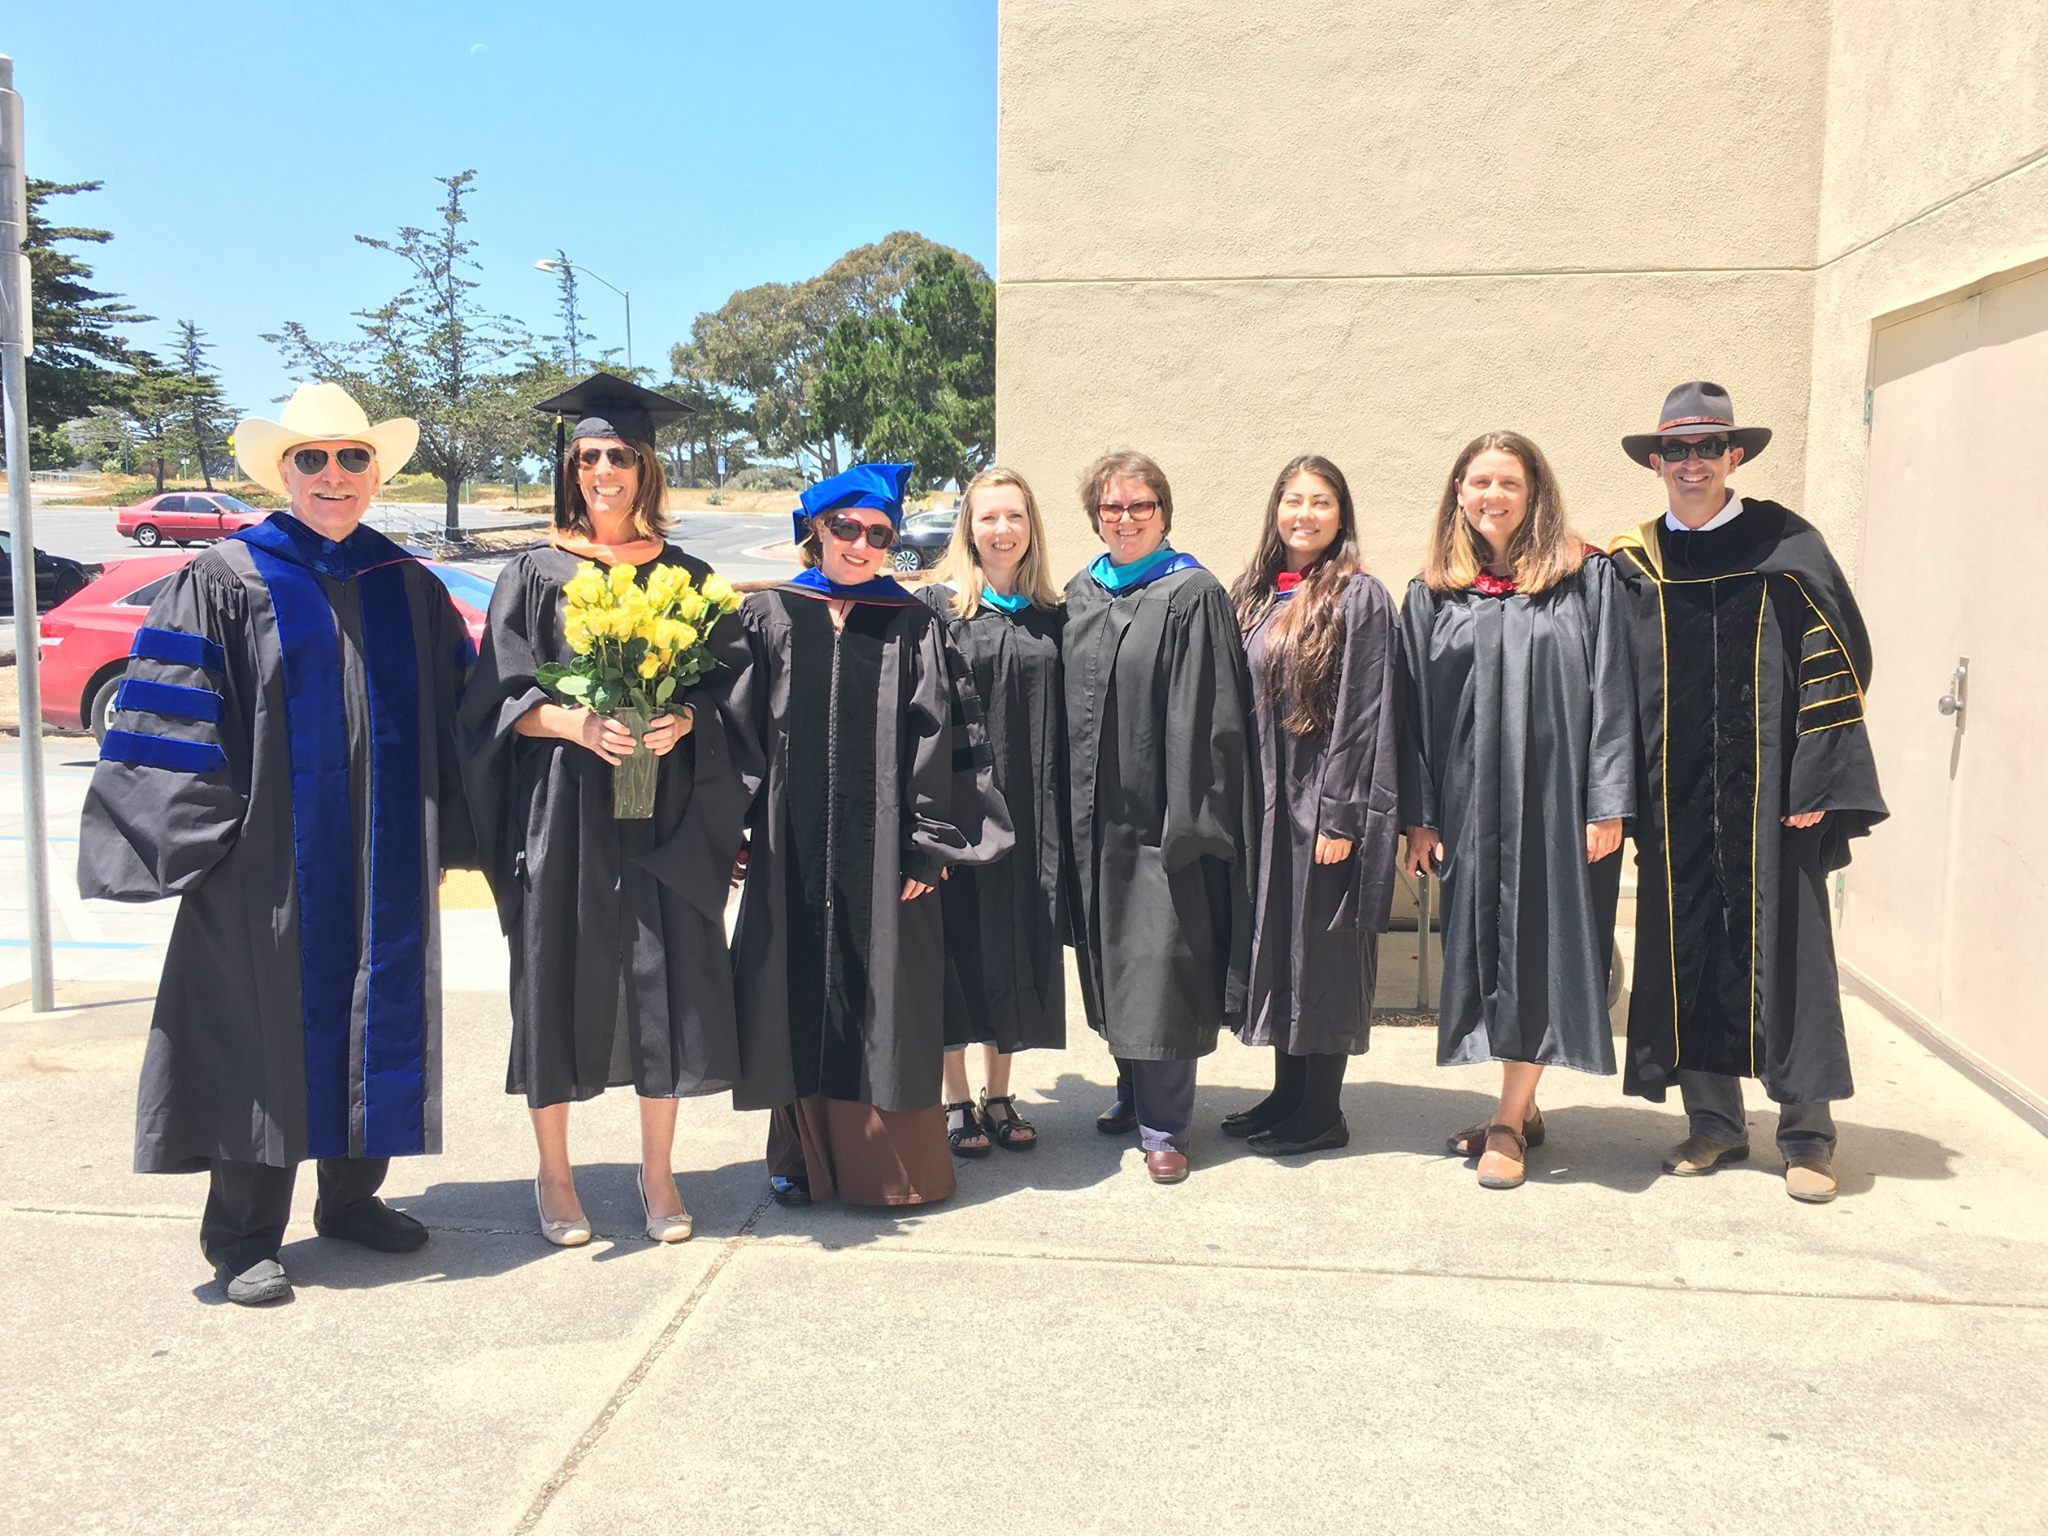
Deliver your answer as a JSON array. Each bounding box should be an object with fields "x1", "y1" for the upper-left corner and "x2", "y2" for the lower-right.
[
  {"x1": 947, "y1": 1100, "x2": 992, "y2": 1158},
  {"x1": 978, "y1": 1094, "x2": 1039, "y2": 1152}
]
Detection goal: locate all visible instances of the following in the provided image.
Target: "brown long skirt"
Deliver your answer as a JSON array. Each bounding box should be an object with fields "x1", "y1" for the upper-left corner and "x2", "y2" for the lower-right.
[{"x1": 767, "y1": 1096, "x2": 957, "y2": 1207}]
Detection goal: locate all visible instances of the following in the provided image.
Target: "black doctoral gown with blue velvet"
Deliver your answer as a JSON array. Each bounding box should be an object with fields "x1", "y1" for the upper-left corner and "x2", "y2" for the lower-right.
[
  {"x1": 1608, "y1": 501, "x2": 1886, "y2": 1104},
  {"x1": 457, "y1": 545, "x2": 750, "y2": 1108},
  {"x1": 720, "y1": 580, "x2": 1012, "y2": 1114},
  {"x1": 78, "y1": 514, "x2": 475, "y2": 1173}
]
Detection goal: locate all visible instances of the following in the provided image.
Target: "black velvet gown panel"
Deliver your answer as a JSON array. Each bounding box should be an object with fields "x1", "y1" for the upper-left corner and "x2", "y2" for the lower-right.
[
  {"x1": 1062, "y1": 565, "x2": 1254, "y2": 1061},
  {"x1": 1609, "y1": 500, "x2": 1886, "y2": 1104},
  {"x1": 1240, "y1": 573, "x2": 1402, "y2": 1056},
  {"x1": 918, "y1": 585, "x2": 1068, "y2": 1054},
  {"x1": 723, "y1": 588, "x2": 1012, "y2": 1114},
  {"x1": 458, "y1": 546, "x2": 746, "y2": 1107},
  {"x1": 80, "y1": 536, "x2": 473, "y2": 1170},
  {"x1": 1397, "y1": 556, "x2": 1634, "y2": 1074}
]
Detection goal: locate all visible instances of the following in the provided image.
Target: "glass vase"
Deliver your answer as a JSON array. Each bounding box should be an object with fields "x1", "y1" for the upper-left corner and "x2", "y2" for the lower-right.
[{"x1": 610, "y1": 706, "x2": 657, "y2": 820}]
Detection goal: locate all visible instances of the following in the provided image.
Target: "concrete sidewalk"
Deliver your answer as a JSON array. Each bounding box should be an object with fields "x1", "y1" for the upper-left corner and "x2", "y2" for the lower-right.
[{"x1": 3, "y1": 974, "x2": 2044, "y2": 1535}]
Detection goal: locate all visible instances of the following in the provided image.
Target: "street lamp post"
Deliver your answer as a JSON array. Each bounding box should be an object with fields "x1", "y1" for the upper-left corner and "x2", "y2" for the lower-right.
[{"x1": 534, "y1": 258, "x2": 632, "y2": 373}]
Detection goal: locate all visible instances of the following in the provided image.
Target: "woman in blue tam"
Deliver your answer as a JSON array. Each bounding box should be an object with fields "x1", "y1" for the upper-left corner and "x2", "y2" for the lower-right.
[
  {"x1": 723, "y1": 462, "x2": 1012, "y2": 1206},
  {"x1": 1063, "y1": 450, "x2": 1256, "y2": 1185}
]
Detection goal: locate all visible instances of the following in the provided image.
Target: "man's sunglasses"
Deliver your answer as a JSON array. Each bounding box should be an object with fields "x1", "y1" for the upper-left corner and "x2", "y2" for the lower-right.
[
  {"x1": 292, "y1": 446, "x2": 374, "y2": 475},
  {"x1": 576, "y1": 446, "x2": 636, "y2": 469},
  {"x1": 821, "y1": 513, "x2": 897, "y2": 550},
  {"x1": 1654, "y1": 436, "x2": 1731, "y2": 463}
]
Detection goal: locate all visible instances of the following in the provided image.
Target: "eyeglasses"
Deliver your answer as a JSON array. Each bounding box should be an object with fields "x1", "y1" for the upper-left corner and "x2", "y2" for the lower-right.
[
  {"x1": 1098, "y1": 498, "x2": 1161, "y2": 522},
  {"x1": 821, "y1": 514, "x2": 897, "y2": 550},
  {"x1": 576, "y1": 446, "x2": 636, "y2": 470},
  {"x1": 292, "y1": 446, "x2": 374, "y2": 476},
  {"x1": 1654, "y1": 436, "x2": 1730, "y2": 463}
]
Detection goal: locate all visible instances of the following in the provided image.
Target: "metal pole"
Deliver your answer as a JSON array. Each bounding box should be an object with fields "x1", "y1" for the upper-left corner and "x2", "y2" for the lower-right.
[
  {"x1": 0, "y1": 56, "x2": 57, "y2": 1012},
  {"x1": 622, "y1": 288, "x2": 632, "y2": 374}
]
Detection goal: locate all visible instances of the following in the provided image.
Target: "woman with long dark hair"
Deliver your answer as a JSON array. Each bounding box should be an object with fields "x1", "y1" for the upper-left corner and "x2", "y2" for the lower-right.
[
  {"x1": 1225, "y1": 456, "x2": 1401, "y2": 1155},
  {"x1": 1398, "y1": 431, "x2": 1633, "y2": 1190}
]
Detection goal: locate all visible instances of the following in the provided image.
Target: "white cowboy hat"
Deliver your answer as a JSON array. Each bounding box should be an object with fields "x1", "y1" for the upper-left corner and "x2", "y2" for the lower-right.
[{"x1": 234, "y1": 382, "x2": 419, "y2": 497}]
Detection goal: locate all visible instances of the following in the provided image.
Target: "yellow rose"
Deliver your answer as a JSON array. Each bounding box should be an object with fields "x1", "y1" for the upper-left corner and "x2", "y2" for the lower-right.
[
  {"x1": 674, "y1": 621, "x2": 699, "y2": 651},
  {"x1": 680, "y1": 593, "x2": 709, "y2": 623},
  {"x1": 609, "y1": 561, "x2": 638, "y2": 596},
  {"x1": 638, "y1": 653, "x2": 661, "y2": 679},
  {"x1": 563, "y1": 568, "x2": 606, "y2": 607},
  {"x1": 563, "y1": 615, "x2": 593, "y2": 652},
  {"x1": 700, "y1": 573, "x2": 736, "y2": 607}
]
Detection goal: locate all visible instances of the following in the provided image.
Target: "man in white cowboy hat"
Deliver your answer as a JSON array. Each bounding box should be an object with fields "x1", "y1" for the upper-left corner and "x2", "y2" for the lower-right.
[
  {"x1": 79, "y1": 381, "x2": 477, "y2": 1304},
  {"x1": 1608, "y1": 382, "x2": 1886, "y2": 1203}
]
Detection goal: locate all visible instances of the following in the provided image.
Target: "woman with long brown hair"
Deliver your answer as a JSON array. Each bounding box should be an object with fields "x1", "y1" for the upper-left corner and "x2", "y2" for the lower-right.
[
  {"x1": 1225, "y1": 455, "x2": 1401, "y2": 1155},
  {"x1": 1398, "y1": 431, "x2": 1633, "y2": 1190},
  {"x1": 917, "y1": 467, "x2": 1067, "y2": 1156}
]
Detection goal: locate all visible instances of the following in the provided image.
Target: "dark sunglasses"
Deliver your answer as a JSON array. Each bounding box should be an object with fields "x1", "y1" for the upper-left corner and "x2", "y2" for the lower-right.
[
  {"x1": 576, "y1": 445, "x2": 636, "y2": 469},
  {"x1": 821, "y1": 513, "x2": 897, "y2": 550},
  {"x1": 292, "y1": 446, "x2": 374, "y2": 475},
  {"x1": 1654, "y1": 436, "x2": 1730, "y2": 463}
]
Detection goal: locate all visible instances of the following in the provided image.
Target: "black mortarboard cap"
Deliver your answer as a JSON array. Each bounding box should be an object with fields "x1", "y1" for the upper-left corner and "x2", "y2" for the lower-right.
[{"x1": 533, "y1": 372, "x2": 695, "y2": 523}]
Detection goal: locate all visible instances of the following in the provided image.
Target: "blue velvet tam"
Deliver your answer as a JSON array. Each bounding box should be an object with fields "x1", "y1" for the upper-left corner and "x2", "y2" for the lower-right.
[{"x1": 791, "y1": 462, "x2": 914, "y2": 543}]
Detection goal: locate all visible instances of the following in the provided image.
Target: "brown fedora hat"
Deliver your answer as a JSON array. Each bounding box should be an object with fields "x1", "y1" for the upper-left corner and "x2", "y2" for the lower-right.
[{"x1": 1622, "y1": 381, "x2": 1772, "y2": 467}]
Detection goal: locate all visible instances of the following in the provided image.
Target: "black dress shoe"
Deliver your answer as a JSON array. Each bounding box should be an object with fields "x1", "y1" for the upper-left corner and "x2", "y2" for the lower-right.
[
  {"x1": 222, "y1": 1259, "x2": 292, "y2": 1306},
  {"x1": 314, "y1": 1197, "x2": 430, "y2": 1253},
  {"x1": 1246, "y1": 1117, "x2": 1350, "y2": 1158},
  {"x1": 1221, "y1": 1108, "x2": 1285, "y2": 1139},
  {"x1": 1096, "y1": 1100, "x2": 1139, "y2": 1135},
  {"x1": 769, "y1": 1175, "x2": 812, "y2": 1207}
]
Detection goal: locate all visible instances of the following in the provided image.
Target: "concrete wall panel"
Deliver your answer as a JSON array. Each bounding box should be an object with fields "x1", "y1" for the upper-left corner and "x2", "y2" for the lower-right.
[
  {"x1": 997, "y1": 270, "x2": 1814, "y2": 580},
  {"x1": 999, "y1": 0, "x2": 1831, "y2": 283}
]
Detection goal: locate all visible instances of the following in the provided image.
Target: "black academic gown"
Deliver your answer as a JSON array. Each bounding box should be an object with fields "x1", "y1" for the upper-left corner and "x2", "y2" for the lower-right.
[
  {"x1": 917, "y1": 584, "x2": 1068, "y2": 1055},
  {"x1": 1609, "y1": 500, "x2": 1886, "y2": 1104},
  {"x1": 724, "y1": 584, "x2": 1012, "y2": 1114},
  {"x1": 1063, "y1": 562, "x2": 1254, "y2": 1062},
  {"x1": 457, "y1": 545, "x2": 748, "y2": 1107},
  {"x1": 1398, "y1": 556, "x2": 1634, "y2": 1073},
  {"x1": 1241, "y1": 573, "x2": 1402, "y2": 1056},
  {"x1": 78, "y1": 515, "x2": 474, "y2": 1172}
]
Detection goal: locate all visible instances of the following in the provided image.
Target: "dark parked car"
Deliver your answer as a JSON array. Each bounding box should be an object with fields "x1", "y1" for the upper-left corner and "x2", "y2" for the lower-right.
[
  {"x1": 116, "y1": 491, "x2": 266, "y2": 547},
  {"x1": 891, "y1": 507, "x2": 958, "y2": 573},
  {"x1": 0, "y1": 530, "x2": 97, "y2": 618}
]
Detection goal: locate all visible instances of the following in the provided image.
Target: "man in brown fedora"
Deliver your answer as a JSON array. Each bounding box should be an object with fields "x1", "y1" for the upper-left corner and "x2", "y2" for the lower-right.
[{"x1": 1608, "y1": 382, "x2": 1886, "y2": 1203}]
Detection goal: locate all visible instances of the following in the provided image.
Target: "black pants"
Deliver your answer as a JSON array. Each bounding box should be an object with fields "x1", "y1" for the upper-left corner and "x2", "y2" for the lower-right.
[{"x1": 200, "y1": 1157, "x2": 389, "y2": 1274}]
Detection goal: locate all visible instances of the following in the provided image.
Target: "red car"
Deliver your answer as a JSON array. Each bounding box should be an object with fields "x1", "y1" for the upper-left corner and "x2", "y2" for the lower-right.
[
  {"x1": 38, "y1": 552, "x2": 494, "y2": 739},
  {"x1": 115, "y1": 492, "x2": 267, "y2": 548}
]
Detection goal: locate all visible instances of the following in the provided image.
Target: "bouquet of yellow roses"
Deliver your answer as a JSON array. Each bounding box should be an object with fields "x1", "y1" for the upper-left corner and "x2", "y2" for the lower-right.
[{"x1": 535, "y1": 560, "x2": 743, "y2": 818}]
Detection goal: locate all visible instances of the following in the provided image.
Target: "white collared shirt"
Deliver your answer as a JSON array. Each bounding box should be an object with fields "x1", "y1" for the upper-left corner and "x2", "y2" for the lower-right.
[{"x1": 1665, "y1": 494, "x2": 1744, "y2": 533}]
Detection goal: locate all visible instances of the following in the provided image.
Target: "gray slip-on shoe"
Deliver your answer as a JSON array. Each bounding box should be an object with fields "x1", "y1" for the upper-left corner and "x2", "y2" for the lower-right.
[{"x1": 224, "y1": 1259, "x2": 292, "y2": 1306}]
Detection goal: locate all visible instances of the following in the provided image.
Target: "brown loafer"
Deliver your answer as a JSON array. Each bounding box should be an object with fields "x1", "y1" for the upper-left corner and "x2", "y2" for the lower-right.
[
  {"x1": 1145, "y1": 1149, "x2": 1189, "y2": 1184},
  {"x1": 1447, "y1": 1107, "x2": 1545, "y2": 1157},
  {"x1": 1096, "y1": 1100, "x2": 1139, "y2": 1136},
  {"x1": 1662, "y1": 1135, "x2": 1751, "y2": 1175},
  {"x1": 1785, "y1": 1158, "x2": 1838, "y2": 1203},
  {"x1": 1476, "y1": 1124, "x2": 1527, "y2": 1190}
]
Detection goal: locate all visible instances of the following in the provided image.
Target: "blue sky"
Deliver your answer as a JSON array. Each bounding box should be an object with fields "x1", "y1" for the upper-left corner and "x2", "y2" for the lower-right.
[{"x1": 8, "y1": 0, "x2": 994, "y2": 414}]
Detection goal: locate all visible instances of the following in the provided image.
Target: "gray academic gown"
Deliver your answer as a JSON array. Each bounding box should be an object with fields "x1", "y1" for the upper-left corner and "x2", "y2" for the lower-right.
[
  {"x1": 1397, "y1": 556, "x2": 1634, "y2": 1073},
  {"x1": 78, "y1": 515, "x2": 473, "y2": 1172},
  {"x1": 1240, "y1": 573, "x2": 1402, "y2": 1056},
  {"x1": 1063, "y1": 562, "x2": 1254, "y2": 1061}
]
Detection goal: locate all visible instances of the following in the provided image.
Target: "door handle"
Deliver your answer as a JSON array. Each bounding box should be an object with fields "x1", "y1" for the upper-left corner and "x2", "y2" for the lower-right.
[{"x1": 1936, "y1": 657, "x2": 1968, "y2": 719}]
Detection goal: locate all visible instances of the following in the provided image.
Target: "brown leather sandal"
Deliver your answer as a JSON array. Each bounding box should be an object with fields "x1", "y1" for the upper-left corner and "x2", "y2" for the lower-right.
[
  {"x1": 1476, "y1": 1123, "x2": 1528, "y2": 1190},
  {"x1": 1447, "y1": 1106, "x2": 1545, "y2": 1158}
]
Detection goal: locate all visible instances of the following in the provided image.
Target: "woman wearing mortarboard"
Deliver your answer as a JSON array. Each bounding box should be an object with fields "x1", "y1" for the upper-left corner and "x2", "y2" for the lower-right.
[
  {"x1": 722, "y1": 463, "x2": 1011, "y2": 1207},
  {"x1": 459, "y1": 373, "x2": 750, "y2": 1245}
]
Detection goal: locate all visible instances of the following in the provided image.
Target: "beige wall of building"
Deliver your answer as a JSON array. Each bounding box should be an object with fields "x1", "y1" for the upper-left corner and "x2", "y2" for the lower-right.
[
  {"x1": 997, "y1": 0, "x2": 2048, "y2": 1104},
  {"x1": 997, "y1": 0, "x2": 1833, "y2": 576}
]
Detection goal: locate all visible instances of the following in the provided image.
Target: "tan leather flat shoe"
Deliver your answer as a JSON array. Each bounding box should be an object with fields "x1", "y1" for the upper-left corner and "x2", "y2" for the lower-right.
[{"x1": 535, "y1": 1178, "x2": 592, "y2": 1248}]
